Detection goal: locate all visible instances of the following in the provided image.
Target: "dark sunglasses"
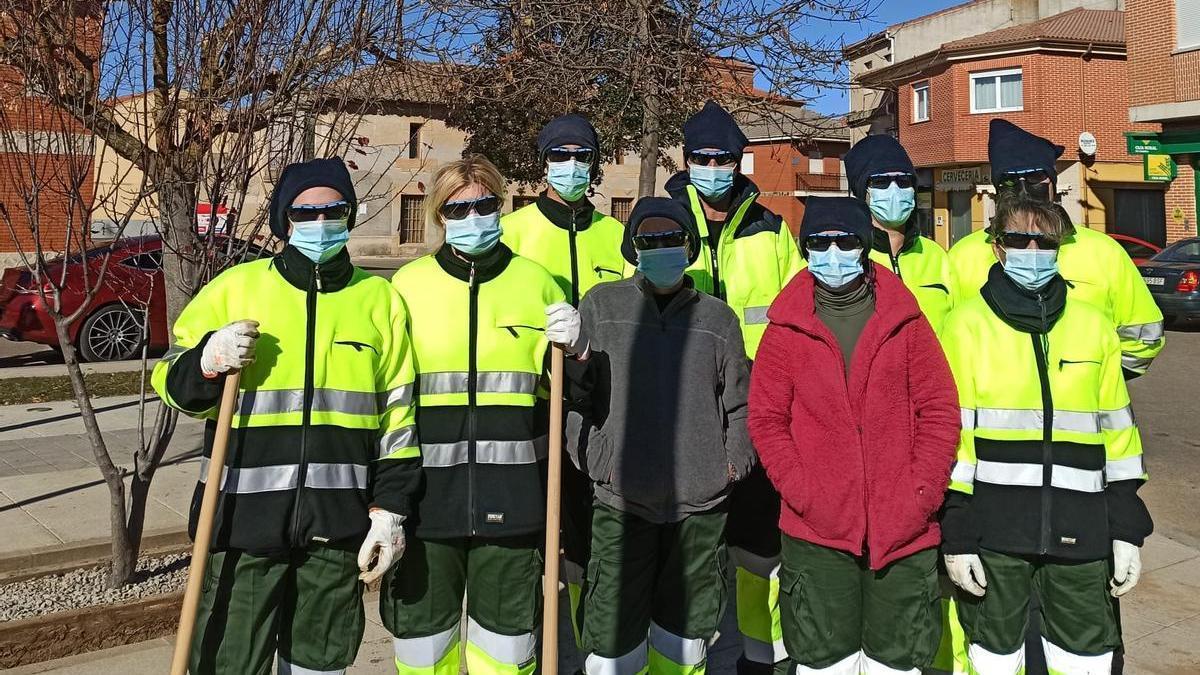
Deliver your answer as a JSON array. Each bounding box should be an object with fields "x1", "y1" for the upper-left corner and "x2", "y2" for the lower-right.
[
  {"x1": 633, "y1": 230, "x2": 689, "y2": 250},
  {"x1": 287, "y1": 201, "x2": 351, "y2": 223},
  {"x1": 998, "y1": 231, "x2": 1060, "y2": 250},
  {"x1": 687, "y1": 151, "x2": 738, "y2": 167},
  {"x1": 546, "y1": 148, "x2": 595, "y2": 163},
  {"x1": 440, "y1": 195, "x2": 500, "y2": 220},
  {"x1": 866, "y1": 174, "x2": 916, "y2": 190},
  {"x1": 997, "y1": 171, "x2": 1053, "y2": 200},
  {"x1": 804, "y1": 234, "x2": 862, "y2": 252}
]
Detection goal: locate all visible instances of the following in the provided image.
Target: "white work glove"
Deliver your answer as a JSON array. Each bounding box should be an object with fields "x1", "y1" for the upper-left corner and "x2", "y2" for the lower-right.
[
  {"x1": 357, "y1": 509, "x2": 406, "y2": 583},
  {"x1": 545, "y1": 302, "x2": 587, "y2": 355},
  {"x1": 1111, "y1": 540, "x2": 1142, "y2": 597},
  {"x1": 200, "y1": 320, "x2": 259, "y2": 376},
  {"x1": 945, "y1": 554, "x2": 988, "y2": 597}
]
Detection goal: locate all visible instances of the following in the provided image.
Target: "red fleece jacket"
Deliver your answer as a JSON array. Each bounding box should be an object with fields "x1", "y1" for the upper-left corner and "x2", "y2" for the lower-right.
[{"x1": 748, "y1": 264, "x2": 960, "y2": 570}]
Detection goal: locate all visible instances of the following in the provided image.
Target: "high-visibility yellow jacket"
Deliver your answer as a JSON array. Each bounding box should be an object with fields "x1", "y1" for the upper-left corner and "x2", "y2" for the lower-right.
[
  {"x1": 392, "y1": 243, "x2": 565, "y2": 538},
  {"x1": 501, "y1": 194, "x2": 627, "y2": 306},
  {"x1": 666, "y1": 174, "x2": 805, "y2": 358},
  {"x1": 869, "y1": 226, "x2": 956, "y2": 334},
  {"x1": 949, "y1": 226, "x2": 1165, "y2": 375},
  {"x1": 940, "y1": 278, "x2": 1151, "y2": 561},
  {"x1": 152, "y1": 247, "x2": 419, "y2": 553}
]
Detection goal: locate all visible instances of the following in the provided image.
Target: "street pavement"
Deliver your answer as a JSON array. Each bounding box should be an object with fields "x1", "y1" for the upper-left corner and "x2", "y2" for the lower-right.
[{"x1": 0, "y1": 331, "x2": 1198, "y2": 672}]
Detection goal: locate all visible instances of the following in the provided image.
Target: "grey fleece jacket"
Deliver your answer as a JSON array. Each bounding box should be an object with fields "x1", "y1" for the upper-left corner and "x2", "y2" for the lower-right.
[{"x1": 566, "y1": 274, "x2": 755, "y2": 523}]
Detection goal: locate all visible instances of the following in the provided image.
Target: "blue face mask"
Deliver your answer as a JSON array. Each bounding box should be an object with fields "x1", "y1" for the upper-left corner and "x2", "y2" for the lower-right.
[
  {"x1": 689, "y1": 165, "x2": 736, "y2": 200},
  {"x1": 808, "y1": 246, "x2": 865, "y2": 289},
  {"x1": 1002, "y1": 248, "x2": 1059, "y2": 291},
  {"x1": 445, "y1": 212, "x2": 502, "y2": 256},
  {"x1": 289, "y1": 218, "x2": 350, "y2": 263},
  {"x1": 637, "y1": 246, "x2": 689, "y2": 289},
  {"x1": 547, "y1": 160, "x2": 591, "y2": 202},
  {"x1": 867, "y1": 183, "x2": 916, "y2": 228}
]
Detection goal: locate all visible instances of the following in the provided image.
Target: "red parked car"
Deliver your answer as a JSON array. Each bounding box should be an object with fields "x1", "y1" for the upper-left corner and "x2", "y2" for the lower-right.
[
  {"x1": 0, "y1": 235, "x2": 269, "y2": 362},
  {"x1": 1109, "y1": 233, "x2": 1162, "y2": 265}
]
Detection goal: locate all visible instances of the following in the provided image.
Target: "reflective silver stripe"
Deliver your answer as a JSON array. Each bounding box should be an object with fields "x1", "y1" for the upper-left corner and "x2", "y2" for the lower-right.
[
  {"x1": 419, "y1": 371, "x2": 539, "y2": 396},
  {"x1": 743, "y1": 306, "x2": 770, "y2": 325},
  {"x1": 975, "y1": 460, "x2": 1042, "y2": 488},
  {"x1": 1050, "y1": 465, "x2": 1104, "y2": 493},
  {"x1": 584, "y1": 641, "x2": 649, "y2": 675},
  {"x1": 975, "y1": 460, "x2": 1103, "y2": 492},
  {"x1": 1106, "y1": 455, "x2": 1146, "y2": 481},
  {"x1": 974, "y1": 408, "x2": 1099, "y2": 434},
  {"x1": 377, "y1": 384, "x2": 414, "y2": 411},
  {"x1": 961, "y1": 408, "x2": 976, "y2": 430},
  {"x1": 197, "y1": 458, "x2": 367, "y2": 492},
  {"x1": 277, "y1": 657, "x2": 344, "y2": 675},
  {"x1": 648, "y1": 621, "x2": 706, "y2": 666},
  {"x1": 1099, "y1": 406, "x2": 1136, "y2": 431},
  {"x1": 306, "y1": 462, "x2": 368, "y2": 490},
  {"x1": 1122, "y1": 354, "x2": 1153, "y2": 372},
  {"x1": 466, "y1": 617, "x2": 536, "y2": 666},
  {"x1": 729, "y1": 548, "x2": 780, "y2": 579},
  {"x1": 951, "y1": 461, "x2": 976, "y2": 486},
  {"x1": 393, "y1": 624, "x2": 460, "y2": 668},
  {"x1": 420, "y1": 439, "x2": 545, "y2": 468},
  {"x1": 379, "y1": 425, "x2": 418, "y2": 459},
  {"x1": 1042, "y1": 636, "x2": 1112, "y2": 673},
  {"x1": 1117, "y1": 321, "x2": 1164, "y2": 344},
  {"x1": 740, "y1": 635, "x2": 789, "y2": 668},
  {"x1": 238, "y1": 388, "x2": 378, "y2": 416}
]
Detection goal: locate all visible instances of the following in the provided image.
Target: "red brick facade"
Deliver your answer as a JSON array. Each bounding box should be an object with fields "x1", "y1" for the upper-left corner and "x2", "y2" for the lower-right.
[
  {"x1": 896, "y1": 53, "x2": 1157, "y2": 166},
  {"x1": 750, "y1": 139, "x2": 848, "y2": 234}
]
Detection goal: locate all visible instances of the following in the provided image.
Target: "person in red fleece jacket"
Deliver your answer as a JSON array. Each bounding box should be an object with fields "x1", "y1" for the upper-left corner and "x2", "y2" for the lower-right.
[{"x1": 748, "y1": 197, "x2": 960, "y2": 675}]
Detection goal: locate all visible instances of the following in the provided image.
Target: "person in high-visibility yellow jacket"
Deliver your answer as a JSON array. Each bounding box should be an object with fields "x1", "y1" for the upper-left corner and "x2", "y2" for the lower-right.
[
  {"x1": 843, "y1": 133, "x2": 956, "y2": 333},
  {"x1": 940, "y1": 195, "x2": 1152, "y2": 675},
  {"x1": 152, "y1": 158, "x2": 420, "y2": 675},
  {"x1": 499, "y1": 114, "x2": 626, "y2": 644},
  {"x1": 949, "y1": 119, "x2": 1164, "y2": 377},
  {"x1": 382, "y1": 155, "x2": 570, "y2": 675},
  {"x1": 666, "y1": 100, "x2": 804, "y2": 675}
]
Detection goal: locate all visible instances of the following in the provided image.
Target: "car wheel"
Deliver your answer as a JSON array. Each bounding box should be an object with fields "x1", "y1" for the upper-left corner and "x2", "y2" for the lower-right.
[{"x1": 79, "y1": 305, "x2": 146, "y2": 362}]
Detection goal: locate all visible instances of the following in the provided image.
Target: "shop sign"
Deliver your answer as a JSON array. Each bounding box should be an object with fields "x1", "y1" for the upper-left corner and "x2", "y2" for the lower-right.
[
  {"x1": 1127, "y1": 136, "x2": 1163, "y2": 155},
  {"x1": 936, "y1": 166, "x2": 990, "y2": 191},
  {"x1": 1144, "y1": 154, "x2": 1176, "y2": 182}
]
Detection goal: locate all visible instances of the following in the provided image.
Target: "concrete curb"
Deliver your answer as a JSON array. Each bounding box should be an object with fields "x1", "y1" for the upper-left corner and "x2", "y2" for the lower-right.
[{"x1": 0, "y1": 528, "x2": 190, "y2": 584}]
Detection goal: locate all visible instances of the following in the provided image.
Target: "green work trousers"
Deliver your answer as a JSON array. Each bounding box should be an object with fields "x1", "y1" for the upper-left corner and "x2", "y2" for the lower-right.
[
  {"x1": 580, "y1": 501, "x2": 729, "y2": 675},
  {"x1": 380, "y1": 534, "x2": 543, "y2": 675},
  {"x1": 189, "y1": 545, "x2": 365, "y2": 675},
  {"x1": 779, "y1": 537, "x2": 941, "y2": 673}
]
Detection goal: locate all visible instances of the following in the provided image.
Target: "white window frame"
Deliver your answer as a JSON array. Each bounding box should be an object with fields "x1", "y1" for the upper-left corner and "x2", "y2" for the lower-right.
[
  {"x1": 740, "y1": 151, "x2": 755, "y2": 175},
  {"x1": 913, "y1": 81, "x2": 930, "y2": 122},
  {"x1": 969, "y1": 68, "x2": 1024, "y2": 114}
]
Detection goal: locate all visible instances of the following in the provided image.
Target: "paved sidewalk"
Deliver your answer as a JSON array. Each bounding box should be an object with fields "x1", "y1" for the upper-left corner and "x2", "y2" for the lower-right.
[{"x1": 0, "y1": 359, "x2": 160, "y2": 380}]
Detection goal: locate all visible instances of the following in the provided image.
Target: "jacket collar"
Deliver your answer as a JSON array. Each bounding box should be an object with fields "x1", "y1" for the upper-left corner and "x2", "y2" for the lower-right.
[
  {"x1": 434, "y1": 242, "x2": 513, "y2": 283},
  {"x1": 273, "y1": 245, "x2": 355, "y2": 292},
  {"x1": 535, "y1": 192, "x2": 596, "y2": 231},
  {"x1": 665, "y1": 171, "x2": 760, "y2": 219},
  {"x1": 980, "y1": 263, "x2": 1068, "y2": 334},
  {"x1": 768, "y1": 262, "x2": 921, "y2": 337},
  {"x1": 871, "y1": 218, "x2": 920, "y2": 256}
]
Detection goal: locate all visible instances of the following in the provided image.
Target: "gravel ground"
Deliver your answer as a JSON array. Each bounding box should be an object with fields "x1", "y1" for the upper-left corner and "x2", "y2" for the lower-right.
[{"x1": 0, "y1": 552, "x2": 189, "y2": 622}]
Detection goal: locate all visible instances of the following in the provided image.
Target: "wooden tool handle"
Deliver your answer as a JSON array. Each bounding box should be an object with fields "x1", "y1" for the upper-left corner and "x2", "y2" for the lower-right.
[{"x1": 541, "y1": 347, "x2": 565, "y2": 675}]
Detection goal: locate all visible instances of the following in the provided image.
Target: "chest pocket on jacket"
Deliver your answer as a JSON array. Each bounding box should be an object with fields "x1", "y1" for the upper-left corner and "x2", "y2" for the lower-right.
[{"x1": 327, "y1": 335, "x2": 382, "y2": 389}]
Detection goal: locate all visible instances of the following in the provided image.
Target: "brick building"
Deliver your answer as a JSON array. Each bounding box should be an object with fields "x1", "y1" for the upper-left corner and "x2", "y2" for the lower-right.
[
  {"x1": 856, "y1": 8, "x2": 1164, "y2": 248},
  {"x1": 1126, "y1": 0, "x2": 1200, "y2": 243}
]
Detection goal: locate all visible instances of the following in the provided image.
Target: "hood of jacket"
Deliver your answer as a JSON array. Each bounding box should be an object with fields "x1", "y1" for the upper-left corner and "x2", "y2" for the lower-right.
[{"x1": 767, "y1": 262, "x2": 922, "y2": 336}]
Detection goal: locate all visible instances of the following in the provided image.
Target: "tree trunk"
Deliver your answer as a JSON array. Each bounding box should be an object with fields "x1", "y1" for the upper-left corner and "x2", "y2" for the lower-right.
[
  {"x1": 52, "y1": 318, "x2": 135, "y2": 588},
  {"x1": 638, "y1": 92, "x2": 661, "y2": 198},
  {"x1": 157, "y1": 178, "x2": 200, "y2": 330},
  {"x1": 128, "y1": 404, "x2": 178, "y2": 563}
]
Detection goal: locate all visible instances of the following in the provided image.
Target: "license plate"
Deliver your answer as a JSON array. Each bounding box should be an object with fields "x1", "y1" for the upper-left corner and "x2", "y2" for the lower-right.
[{"x1": 1145, "y1": 277, "x2": 1165, "y2": 286}]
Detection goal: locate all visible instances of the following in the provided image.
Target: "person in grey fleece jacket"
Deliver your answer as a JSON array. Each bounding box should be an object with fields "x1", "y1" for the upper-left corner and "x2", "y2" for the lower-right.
[{"x1": 566, "y1": 196, "x2": 755, "y2": 675}]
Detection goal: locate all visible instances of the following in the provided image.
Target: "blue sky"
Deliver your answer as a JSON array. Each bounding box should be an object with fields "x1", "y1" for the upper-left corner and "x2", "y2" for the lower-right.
[{"x1": 805, "y1": 0, "x2": 965, "y2": 117}]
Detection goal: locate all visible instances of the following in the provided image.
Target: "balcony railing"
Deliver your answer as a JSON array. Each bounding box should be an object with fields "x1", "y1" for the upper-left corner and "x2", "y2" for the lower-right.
[{"x1": 795, "y1": 172, "x2": 847, "y2": 193}]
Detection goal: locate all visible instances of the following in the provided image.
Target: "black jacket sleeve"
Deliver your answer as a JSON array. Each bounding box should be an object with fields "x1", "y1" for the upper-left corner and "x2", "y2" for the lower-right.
[
  {"x1": 1107, "y1": 479, "x2": 1153, "y2": 545},
  {"x1": 165, "y1": 332, "x2": 225, "y2": 414},
  {"x1": 939, "y1": 491, "x2": 980, "y2": 555}
]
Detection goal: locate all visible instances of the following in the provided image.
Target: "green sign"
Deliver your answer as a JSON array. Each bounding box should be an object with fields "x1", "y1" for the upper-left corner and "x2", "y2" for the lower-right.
[
  {"x1": 1144, "y1": 154, "x2": 1176, "y2": 182},
  {"x1": 1128, "y1": 136, "x2": 1163, "y2": 155}
]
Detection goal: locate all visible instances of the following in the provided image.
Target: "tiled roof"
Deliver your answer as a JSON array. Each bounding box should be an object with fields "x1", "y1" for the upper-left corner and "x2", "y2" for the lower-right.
[
  {"x1": 739, "y1": 105, "x2": 850, "y2": 142},
  {"x1": 942, "y1": 8, "x2": 1124, "y2": 52}
]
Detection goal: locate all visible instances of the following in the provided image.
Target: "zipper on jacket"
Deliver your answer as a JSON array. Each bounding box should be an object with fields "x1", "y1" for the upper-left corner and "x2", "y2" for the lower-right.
[
  {"x1": 568, "y1": 216, "x2": 580, "y2": 306},
  {"x1": 889, "y1": 253, "x2": 901, "y2": 278},
  {"x1": 709, "y1": 233, "x2": 723, "y2": 300},
  {"x1": 290, "y1": 263, "x2": 319, "y2": 547},
  {"x1": 467, "y1": 262, "x2": 479, "y2": 535},
  {"x1": 1032, "y1": 293, "x2": 1054, "y2": 555}
]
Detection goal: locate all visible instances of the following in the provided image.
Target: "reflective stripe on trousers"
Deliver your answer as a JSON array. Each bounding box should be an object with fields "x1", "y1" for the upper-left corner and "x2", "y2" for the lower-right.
[
  {"x1": 419, "y1": 371, "x2": 540, "y2": 396},
  {"x1": 861, "y1": 653, "x2": 918, "y2": 674},
  {"x1": 647, "y1": 621, "x2": 706, "y2": 674},
  {"x1": 795, "y1": 650, "x2": 860, "y2": 674},
  {"x1": 1042, "y1": 636, "x2": 1112, "y2": 675},
  {"x1": 421, "y1": 437, "x2": 548, "y2": 468},
  {"x1": 585, "y1": 640, "x2": 650, "y2": 675},
  {"x1": 464, "y1": 617, "x2": 537, "y2": 675},
  {"x1": 394, "y1": 624, "x2": 460, "y2": 675},
  {"x1": 277, "y1": 656, "x2": 345, "y2": 674},
  {"x1": 730, "y1": 547, "x2": 788, "y2": 664},
  {"x1": 197, "y1": 457, "x2": 368, "y2": 493},
  {"x1": 967, "y1": 643, "x2": 1024, "y2": 674}
]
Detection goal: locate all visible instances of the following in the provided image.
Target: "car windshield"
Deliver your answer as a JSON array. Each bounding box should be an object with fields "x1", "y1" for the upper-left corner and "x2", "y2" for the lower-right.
[{"x1": 1152, "y1": 241, "x2": 1200, "y2": 263}]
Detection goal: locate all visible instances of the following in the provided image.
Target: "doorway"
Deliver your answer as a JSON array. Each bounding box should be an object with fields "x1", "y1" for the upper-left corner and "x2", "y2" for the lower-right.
[
  {"x1": 1112, "y1": 189, "x2": 1167, "y2": 247},
  {"x1": 949, "y1": 191, "x2": 974, "y2": 245}
]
